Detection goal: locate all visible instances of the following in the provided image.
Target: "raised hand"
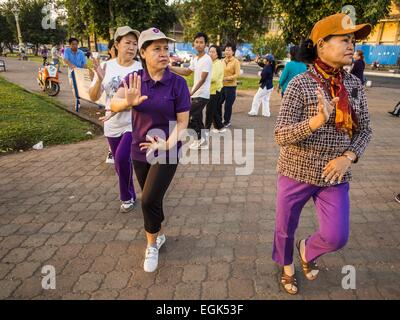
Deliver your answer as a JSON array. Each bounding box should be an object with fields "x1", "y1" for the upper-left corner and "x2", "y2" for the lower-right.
[
  {"x1": 316, "y1": 87, "x2": 338, "y2": 122},
  {"x1": 92, "y1": 57, "x2": 106, "y2": 82},
  {"x1": 123, "y1": 73, "x2": 148, "y2": 108}
]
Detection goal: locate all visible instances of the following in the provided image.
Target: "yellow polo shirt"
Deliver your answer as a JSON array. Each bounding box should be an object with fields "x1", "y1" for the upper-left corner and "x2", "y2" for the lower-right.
[
  {"x1": 210, "y1": 59, "x2": 224, "y2": 94},
  {"x1": 223, "y1": 56, "x2": 241, "y2": 87}
]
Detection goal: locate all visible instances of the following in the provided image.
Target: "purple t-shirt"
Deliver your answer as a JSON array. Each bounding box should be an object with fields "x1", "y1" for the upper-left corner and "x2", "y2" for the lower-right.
[{"x1": 120, "y1": 67, "x2": 191, "y2": 163}]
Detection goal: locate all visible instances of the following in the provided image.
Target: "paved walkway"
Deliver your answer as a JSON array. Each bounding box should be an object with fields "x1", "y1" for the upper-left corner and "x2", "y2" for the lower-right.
[{"x1": 0, "y1": 58, "x2": 399, "y2": 300}]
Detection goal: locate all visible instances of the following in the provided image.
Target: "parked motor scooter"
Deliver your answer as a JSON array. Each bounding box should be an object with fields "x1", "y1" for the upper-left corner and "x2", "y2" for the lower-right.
[
  {"x1": 37, "y1": 62, "x2": 60, "y2": 96},
  {"x1": 371, "y1": 61, "x2": 380, "y2": 70}
]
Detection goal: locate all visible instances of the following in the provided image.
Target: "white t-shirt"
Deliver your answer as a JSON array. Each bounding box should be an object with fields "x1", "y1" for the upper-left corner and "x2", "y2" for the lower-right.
[
  {"x1": 189, "y1": 54, "x2": 212, "y2": 99},
  {"x1": 90, "y1": 59, "x2": 142, "y2": 137}
]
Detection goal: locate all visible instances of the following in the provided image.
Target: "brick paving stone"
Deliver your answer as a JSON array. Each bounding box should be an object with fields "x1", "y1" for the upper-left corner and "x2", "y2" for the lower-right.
[
  {"x1": 27, "y1": 246, "x2": 58, "y2": 263},
  {"x1": 0, "y1": 279, "x2": 21, "y2": 299},
  {"x1": 201, "y1": 281, "x2": 228, "y2": 299},
  {"x1": 7, "y1": 261, "x2": 41, "y2": 280},
  {"x1": 73, "y1": 273, "x2": 104, "y2": 293},
  {"x1": 101, "y1": 271, "x2": 131, "y2": 290}
]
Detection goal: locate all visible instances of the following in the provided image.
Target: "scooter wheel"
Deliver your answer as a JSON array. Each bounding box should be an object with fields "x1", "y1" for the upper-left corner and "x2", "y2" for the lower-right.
[{"x1": 47, "y1": 82, "x2": 60, "y2": 96}]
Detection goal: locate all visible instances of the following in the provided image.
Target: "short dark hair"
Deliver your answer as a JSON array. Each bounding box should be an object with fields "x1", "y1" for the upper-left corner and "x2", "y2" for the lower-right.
[
  {"x1": 68, "y1": 37, "x2": 79, "y2": 45},
  {"x1": 209, "y1": 45, "x2": 222, "y2": 59},
  {"x1": 107, "y1": 39, "x2": 118, "y2": 58},
  {"x1": 224, "y1": 42, "x2": 236, "y2": 53},
  {"x1": 139, "y1": 40, "x2": 154, "y2": 71},
  {"x1": 289, "y1": 45, "x2": 300, "y2": 62},
  {"x1": 194, "y1": 32, "x2": 208, "y2": 44}
]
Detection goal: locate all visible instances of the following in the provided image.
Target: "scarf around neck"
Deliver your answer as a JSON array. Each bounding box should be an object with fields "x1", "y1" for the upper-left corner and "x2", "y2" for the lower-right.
[{"x1": 313, "y1": 57, "x2": 358, "y2": 137}]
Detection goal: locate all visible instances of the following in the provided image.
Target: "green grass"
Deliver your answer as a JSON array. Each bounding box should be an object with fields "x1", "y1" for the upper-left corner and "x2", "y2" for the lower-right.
[
  {"x1": 0, "y1": 76, "x2": 100, "y2": 154},
  {"x1": 184, "y1": 73, "x2": 278, "y2": 90},
  {"x1": 4, "y1": 53, "x2": 43, "y2": 64},
  {"x1": 4, "y1": 53, "x2": 93, "y2": 68}
]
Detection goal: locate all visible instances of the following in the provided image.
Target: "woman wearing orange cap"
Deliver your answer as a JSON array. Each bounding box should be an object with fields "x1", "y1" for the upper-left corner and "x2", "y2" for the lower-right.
[{"x1": 272, "y1": 13, "x2": 372, "y2": 295}]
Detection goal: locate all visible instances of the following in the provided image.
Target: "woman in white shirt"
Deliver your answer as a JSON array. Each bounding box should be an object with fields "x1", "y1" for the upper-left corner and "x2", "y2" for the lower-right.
[{"x1": 89, "y1": 26, "x2": 142, "y2": 212}]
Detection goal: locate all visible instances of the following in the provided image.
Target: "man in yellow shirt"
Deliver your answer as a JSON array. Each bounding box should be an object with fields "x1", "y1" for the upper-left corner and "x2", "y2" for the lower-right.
[{"x1": 220, "y1": 43, "x2": 241, "y2": 128}]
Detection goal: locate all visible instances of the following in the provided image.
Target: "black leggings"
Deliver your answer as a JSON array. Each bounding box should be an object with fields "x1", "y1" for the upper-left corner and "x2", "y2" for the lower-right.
[
  {"x1": 205, "y1": 91, "x2": 224, "y2": 130},
  {"x1": 133, "y1": 160, "x2": 178, "y2": 234}
]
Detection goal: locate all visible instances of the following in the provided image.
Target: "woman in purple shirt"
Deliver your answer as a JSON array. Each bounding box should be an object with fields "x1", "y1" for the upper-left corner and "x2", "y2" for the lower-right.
[{"x1": 111, "y1": 28, "x2": 191, "y2": 273}]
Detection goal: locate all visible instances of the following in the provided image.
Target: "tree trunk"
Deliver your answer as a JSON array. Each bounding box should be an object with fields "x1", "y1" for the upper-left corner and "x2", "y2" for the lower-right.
[
  {"x1": 87, "y1": 33, "x2": 91, "y2": 51},
  {"x1": 94, "y1": 32, "x2": 98, "y2": 52},
  {"x1": 109, "y1": 0, "x2": 115, "y2": 40}
]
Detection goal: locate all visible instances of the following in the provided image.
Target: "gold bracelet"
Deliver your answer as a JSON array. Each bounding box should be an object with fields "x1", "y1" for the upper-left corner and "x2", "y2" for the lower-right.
[{"x1": 343, "y1": 154, "x2": 355, "y2": 163}]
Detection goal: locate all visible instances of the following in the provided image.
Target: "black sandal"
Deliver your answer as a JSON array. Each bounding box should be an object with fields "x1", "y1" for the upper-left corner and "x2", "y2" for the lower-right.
[
  {"x1": 296, "y1": 239, "x2": 319, "y2": 281},
  {"x1": 280, "y1": 268, "x2": 298, "y2": 295}
]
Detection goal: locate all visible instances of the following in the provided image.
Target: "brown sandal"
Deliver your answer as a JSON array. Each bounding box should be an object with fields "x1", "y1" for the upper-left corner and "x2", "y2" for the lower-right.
[
  {"x1": 296, "y1": 239, "x2": 319, "y2": 281},
  {"x1": 280, "y1": 269, "x2": 298, "y2": 295}
]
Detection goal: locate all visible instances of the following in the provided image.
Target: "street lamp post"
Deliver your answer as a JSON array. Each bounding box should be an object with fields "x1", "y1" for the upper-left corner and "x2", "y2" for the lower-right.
[{"x1": 11, "y1": 4, "x2": 26, "y2": 60}]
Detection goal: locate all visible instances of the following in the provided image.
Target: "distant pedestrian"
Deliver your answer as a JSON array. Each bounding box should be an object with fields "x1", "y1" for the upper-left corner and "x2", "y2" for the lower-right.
[
  {"x1": 170, "y1": 32, "x2": 213, "y2": 149},
  {"x1": 278, "y1": 45, "x2": 307, "y2": 97},
  {"x1": 350, "y1": 49, "x2": 366, "y2": 84},
  {"x1": 219, "y1": 43, "x2": 241, "y2": 128},
  {"x1": 205, "y1": 44, "x2": 225, "y2": 133},
  {"x1": 41, "y1": 45, "x2": 48, "y2": 65},
  {"x1": 248, "y1": 54, "x2": 275, "y2": 117},
  {"x1": 51, "y1": 44, "x2": 61, "y2": 72}
]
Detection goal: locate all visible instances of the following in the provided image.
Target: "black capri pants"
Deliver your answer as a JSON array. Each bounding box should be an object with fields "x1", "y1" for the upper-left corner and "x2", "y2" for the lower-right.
[{"x1": 133, "y1": 160, "x2": 178, "y2": 234}]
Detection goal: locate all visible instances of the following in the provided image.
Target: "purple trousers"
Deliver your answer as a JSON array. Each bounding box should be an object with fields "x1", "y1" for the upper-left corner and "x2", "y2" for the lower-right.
[
  {"x1": 107, "y1": 132, "x2": 136, "y2": 202},
  {"x1": 272, "y1": 175, "x2": 350, "y2": 266}
]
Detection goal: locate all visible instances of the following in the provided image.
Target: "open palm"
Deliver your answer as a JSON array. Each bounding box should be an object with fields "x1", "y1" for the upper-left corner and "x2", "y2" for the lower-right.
[
  {"x1": 316, "y1": 87, "x2": 338, "y2": 121},
  {"x1": 123, "y1": 73, "x2": 148, "y2": 107}
]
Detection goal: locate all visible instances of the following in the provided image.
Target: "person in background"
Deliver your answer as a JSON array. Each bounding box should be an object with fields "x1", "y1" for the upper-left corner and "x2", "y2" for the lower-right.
[
  {"x1": 63, "y1": 37, "x2": 87, "y2": 86},
  {"x1": 248, "y1": 54, "x2": 275, "y2": 117},
  {"x1": 104, "y1": 39, "x2": 119, "y2": 165},
  {"x1": 89, "y1": 26, "x2": 142, "y2": 213},
  {"x1": 219, "y1": 43, "x2": 241, "y2": 128},
  {"x1": 205, "y1": 45, "x2": 226, "y2": 133},
  {"x1": 278, "y1": 45, "x2": 307, "y2": 97},
  {"x1": 51, "y1": 44, "x2": 61, "y2": 72},
  {"x1": 350, "y1": 49, "x2": 366, "y2": 84},
  {"x1": 41, "y1": 45, "x2": 49, "y2": 65},
  {"x1": 170, "y1": 32, "x2": 212, "y2": 150}
]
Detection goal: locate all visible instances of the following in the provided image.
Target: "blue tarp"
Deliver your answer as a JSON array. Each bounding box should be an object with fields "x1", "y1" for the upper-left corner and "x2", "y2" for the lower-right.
[{"x1": 356, "y1": 45, "x2": 400, "y2": 65}]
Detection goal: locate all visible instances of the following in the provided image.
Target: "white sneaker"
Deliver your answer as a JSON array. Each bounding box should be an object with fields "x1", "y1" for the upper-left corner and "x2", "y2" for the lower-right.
[
  {"x1": 156, "y1": 234, "x2": 166, "y2": 250},
  {"x1": 105, "y1": 151, "x2": 114, "y2": 164},
  {"x1": 189, "y1": 137, "x2": 208, "y2": 150},
  {"x1": 262, "y1": 114, "x2": 271, "y2": 117},
  {"x1": 144, "y1": 246, "x2": 159, "y2": 272},
  {"x1": 120, "y1": 198, "x2": 135, "y2": 213},
  {"x1": 211, "y1": 128, "x2": 227, "y2": 134},
  {"x1": 248, "y1": 111, "x2": 257, "y2": 116}
]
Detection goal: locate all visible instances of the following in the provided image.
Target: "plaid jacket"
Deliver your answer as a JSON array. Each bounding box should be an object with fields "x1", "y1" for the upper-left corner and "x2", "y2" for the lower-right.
[{"x1": 275, "y1": 65, "x2": 372, "y2": 187}]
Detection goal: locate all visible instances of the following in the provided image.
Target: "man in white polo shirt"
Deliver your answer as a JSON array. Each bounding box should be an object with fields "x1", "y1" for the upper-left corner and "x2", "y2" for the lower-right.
[{"x1": 170, "y1": 32, "x2": 212, "y2": 149}]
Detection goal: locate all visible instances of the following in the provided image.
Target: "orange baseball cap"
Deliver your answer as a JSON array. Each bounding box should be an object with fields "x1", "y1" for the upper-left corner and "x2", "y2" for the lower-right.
[{"x1": 310, "y1": 13, "x2": 372, "y2": 45}]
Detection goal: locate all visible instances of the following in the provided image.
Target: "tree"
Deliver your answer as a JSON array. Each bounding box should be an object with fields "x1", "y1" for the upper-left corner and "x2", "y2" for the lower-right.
[
  {"x1": 175, "y1": 0, "x2": 272, "y2": 46},
  {"x1": 0, "y1": 13, "x2": 14, "y2": 54},
  {"x1": 252, "y1": 34, "x2": 287, "y2": 60},
  {"x1": 272, "y1": 0, "x2": 393, "y2": 44},
  {"x1": 0, "y1": 0, "x2": 67, "y2": 53},
  {"x1": 63, "y1": 0, "x2": 177, "y2": 46}
]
